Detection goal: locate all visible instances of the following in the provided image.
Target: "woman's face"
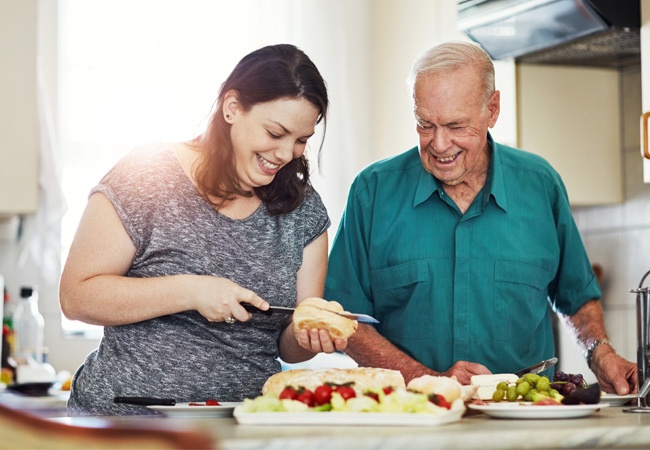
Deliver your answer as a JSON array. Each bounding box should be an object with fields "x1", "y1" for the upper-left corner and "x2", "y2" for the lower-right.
[{"x1": 226, "y1": 96, "x2": 319, "y2": 191}]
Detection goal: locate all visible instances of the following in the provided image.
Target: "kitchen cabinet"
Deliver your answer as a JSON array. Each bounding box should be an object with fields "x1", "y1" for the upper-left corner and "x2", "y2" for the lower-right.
[
  {"x1": 642, "y1": 0, "x2": 650, "y2": 183},
  {"x1": 516, "y1": 63, "x2": 623, "y2": 205},
  {"x1": 0, "y1": 0, "x2": 38, "y2": 215}
]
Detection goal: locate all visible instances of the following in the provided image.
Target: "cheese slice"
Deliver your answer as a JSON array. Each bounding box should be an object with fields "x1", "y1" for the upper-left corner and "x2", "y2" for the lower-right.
[{"x1": 470, "y1": 373, "x2": 519, "y2": 400}]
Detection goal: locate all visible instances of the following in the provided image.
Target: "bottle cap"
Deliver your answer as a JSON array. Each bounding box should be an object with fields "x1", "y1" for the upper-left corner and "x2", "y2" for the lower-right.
[{"x1": 20, "y1": 287, "x2": 34, "y2": 298}]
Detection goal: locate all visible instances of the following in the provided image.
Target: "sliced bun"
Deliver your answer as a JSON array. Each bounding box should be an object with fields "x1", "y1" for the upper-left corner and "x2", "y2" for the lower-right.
[
  {"x1": 406, "y1": 375, "x2": 464, "y2": 402},
  {"x1": 292, "y1": 297, "x2": 358, "y2": 339},
  {"x1": 262, "y1": 368, "x2": 406, "y2": 396}
]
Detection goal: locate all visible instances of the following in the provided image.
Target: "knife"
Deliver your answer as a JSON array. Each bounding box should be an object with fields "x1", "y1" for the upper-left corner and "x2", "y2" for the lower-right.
[
  {"x1": 514, "y1": 357, "x2": 558, "y2": 377},
  {"x1": 243, "y1": 304, "x2": 379, "y2": 324},
  {"x1": 114, "y1": 396, "x2": 176, "y2": 406}
]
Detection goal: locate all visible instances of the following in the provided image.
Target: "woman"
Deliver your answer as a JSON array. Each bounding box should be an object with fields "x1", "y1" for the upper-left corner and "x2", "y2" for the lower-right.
[{"x1": 60, "y1": 44, "x2": 342, "y2": 415}]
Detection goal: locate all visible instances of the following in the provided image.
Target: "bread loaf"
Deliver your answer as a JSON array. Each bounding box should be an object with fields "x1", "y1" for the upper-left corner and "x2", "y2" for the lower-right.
[
  {"x1": 406, "y1": 375, "x2": 464, "y2": 402},
  {"x1": 262, "y1": 368, "x2": 406, "y2": 396},
  {"x1": 292, "y1": 297, "x2": 358, "y2": 339}
]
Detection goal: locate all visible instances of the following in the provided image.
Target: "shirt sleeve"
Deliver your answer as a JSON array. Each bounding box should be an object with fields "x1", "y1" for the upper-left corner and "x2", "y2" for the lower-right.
[
  {"x1": 325, "y1": 174, "x2": 376, "y2": 315},
  {"x1": 547, "y1": 173, "x2": 602, "y2": 315}
]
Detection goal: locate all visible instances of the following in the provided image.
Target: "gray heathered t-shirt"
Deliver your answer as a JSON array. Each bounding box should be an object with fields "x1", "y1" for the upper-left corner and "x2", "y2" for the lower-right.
[{"x1": 67, "y1": 143, "x2": 330, "y2": 416}]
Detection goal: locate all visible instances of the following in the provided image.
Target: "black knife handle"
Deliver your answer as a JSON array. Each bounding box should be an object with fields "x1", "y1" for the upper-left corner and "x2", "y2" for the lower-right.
[
  {"x1": 243, "y1": 304, "x2": 273, "y2": 316},
  {"x1": 114, "y1": 396, "x2": 176, "y2": 406}
]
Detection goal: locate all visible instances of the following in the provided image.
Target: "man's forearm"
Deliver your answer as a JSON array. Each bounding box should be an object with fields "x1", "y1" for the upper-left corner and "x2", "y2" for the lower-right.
[
  {"x1": 345, "y1": 324, "x2": 440, "y2": 383},
  {"x1": 560, "y1": 299, "x2": 606, "y2": 349},
  {"x1": 559, "y1": 299, "x2": 614, "y2": 366}
]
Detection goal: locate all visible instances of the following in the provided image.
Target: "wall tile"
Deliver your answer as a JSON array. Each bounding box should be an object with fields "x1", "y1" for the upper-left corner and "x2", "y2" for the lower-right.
[
  {"x1": 579, "y1": 203, "x2": 623, "y2": 232},
  {"x1": 623, "y1": 151, "x2": 650, "y2": 227},
  {"x1": 623, "y1": 229, "x2": 650, "y2": 294},
  {"x1": 583, "y1": 231, "x2": 625, "y2": 306}
]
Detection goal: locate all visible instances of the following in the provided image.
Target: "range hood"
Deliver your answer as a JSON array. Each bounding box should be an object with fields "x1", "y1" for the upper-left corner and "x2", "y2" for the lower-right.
[{"x1": 458, "y1": 0, "x2": 640, "y2": 67}]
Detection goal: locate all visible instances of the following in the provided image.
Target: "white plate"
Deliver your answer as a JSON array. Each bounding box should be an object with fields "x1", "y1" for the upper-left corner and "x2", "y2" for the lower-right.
[
  {"x1": 233, "y1": 406, "x2": 464, "y2": 426},
  {"x1": 600, "y1": 394, "x2": 637, "y2": 407},
  {"x1": 147, "y1": 402, "x2": 241, "y2": 418},
  {"x1": 467, "y1": 402, "x2": 607, "y2": 419}
]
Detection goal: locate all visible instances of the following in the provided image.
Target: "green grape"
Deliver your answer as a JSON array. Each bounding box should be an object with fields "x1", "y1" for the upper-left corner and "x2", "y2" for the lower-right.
[
  {"x1": 536, "y1": 376, "x2": 550, "y2": 392},
  {"x1": 492, "y1": 389, "x2": 505, "y2": 402},
  {"x1": 523, "y1": 388, "x2": 538, "y2": 402},
  {"x1": 496, "y1": 381, "x2": 509, "y2": 391},
  {"x1": 516, "y1": 381, "x2": 530, "y2": 396},
  {"x1": 506, "y1": 385, "x2": 519, "y2": 402},
  {"x1": 523, "y1": 373, "x2": 540, "y2": 385}
]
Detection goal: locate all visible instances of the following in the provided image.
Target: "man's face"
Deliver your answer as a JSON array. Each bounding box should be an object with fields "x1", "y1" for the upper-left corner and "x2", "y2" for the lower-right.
[{"x1": 414, "y1": 66, "x2": 500, "y2": 187}]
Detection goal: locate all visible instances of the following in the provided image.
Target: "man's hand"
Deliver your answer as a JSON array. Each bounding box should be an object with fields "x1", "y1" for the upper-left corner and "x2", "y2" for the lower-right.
[
  {"x1": 591, "y1": 349, "x2": 637, "y2": 395},
  {"x1": 442, "y1": 360, "x2": 491, "y2": 385}
]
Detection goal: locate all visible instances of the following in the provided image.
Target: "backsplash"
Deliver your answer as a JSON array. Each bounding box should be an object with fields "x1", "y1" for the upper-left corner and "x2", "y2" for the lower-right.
[{"x1": 558, "y1": 64, "x2": 650, "y2": 381}]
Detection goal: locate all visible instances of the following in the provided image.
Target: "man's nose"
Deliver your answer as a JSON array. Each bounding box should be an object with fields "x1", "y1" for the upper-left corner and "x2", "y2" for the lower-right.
[{"x1": 432, "y1": 128, "x2": 451, "y2": 152}]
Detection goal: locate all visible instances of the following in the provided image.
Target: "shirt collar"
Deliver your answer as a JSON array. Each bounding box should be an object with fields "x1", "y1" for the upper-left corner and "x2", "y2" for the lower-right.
[{"x1": 413, "y1": 133, "x2": 508, "y2": 212}]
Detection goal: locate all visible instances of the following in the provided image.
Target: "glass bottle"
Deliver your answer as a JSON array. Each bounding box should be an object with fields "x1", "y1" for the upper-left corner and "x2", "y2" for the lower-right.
[{"x1": 12, "y1": 286, "x2": 45, "y2": 364}]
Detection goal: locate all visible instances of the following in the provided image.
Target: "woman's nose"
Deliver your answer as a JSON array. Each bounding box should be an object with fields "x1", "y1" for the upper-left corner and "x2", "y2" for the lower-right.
[{"x1": 275, "y1": 140, "x2": 297, "y2": 162}]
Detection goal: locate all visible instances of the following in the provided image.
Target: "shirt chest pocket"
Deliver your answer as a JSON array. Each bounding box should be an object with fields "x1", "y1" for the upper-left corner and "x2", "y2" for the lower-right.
[{"x1": 370, "y1": 260, "x2": 432, "y2": 339}]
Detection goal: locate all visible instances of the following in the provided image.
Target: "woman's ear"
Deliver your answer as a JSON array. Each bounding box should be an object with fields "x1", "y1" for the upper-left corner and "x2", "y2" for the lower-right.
[{"x1": 222, "y1": 90, "x2": 239, "y2": 124}]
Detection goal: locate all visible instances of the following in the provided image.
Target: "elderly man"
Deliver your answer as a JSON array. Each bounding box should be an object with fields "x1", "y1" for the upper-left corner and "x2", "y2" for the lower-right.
[{"x1": 325, "y1": 41, "x2": 636, "y2": 394}]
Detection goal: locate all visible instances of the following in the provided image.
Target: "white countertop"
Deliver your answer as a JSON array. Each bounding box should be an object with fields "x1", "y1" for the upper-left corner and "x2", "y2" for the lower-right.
[{"x1": 46, "y1": 404, "x2": 650, "y2": 450}]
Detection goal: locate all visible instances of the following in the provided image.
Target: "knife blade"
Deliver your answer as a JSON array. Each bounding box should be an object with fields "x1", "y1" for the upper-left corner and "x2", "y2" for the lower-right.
[
  {"x1": 114, "y1": 396, "x2": 176, "y2": 406},
  {"x1": 243, "y1": 304, "x2": 379, "y2": 324},
  {"x1": 514, "y1": 357, "x2": 558, "y2": 377}
]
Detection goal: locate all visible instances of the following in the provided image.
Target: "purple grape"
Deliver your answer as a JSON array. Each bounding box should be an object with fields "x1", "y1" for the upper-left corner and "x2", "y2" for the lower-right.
[
  {"x1": 553, "y1": 371, "x2": 569, "y2": 382},
  {"x1": 569, "y1": 374, "x2": 584, "y2": 386},
  {"x1": 563, "y1": 382, "x2": 577, "y2": 396}
]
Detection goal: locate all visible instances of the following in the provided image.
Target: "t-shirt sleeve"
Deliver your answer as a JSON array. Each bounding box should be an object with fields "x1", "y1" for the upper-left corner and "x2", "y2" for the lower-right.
[
  {"x1": 301, "y1": 189, "x2": 330, "y2": 246},
  {"x1": 88, "y1": 145, "x2": 164, "y2": 251}
]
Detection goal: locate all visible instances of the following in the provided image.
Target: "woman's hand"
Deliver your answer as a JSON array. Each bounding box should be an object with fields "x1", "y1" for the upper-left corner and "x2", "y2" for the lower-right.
[
  {"x1": 293, "y1": 327, "x2": 348, "y2": 354},
  {"x1": 191, "y1": 276, "x2": 269, "y2": 323}
]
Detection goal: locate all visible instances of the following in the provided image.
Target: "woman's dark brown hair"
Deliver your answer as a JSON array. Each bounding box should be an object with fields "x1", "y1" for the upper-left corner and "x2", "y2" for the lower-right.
[{"x1": 193, "y1": 44, "x2": 329, "y2": 215}]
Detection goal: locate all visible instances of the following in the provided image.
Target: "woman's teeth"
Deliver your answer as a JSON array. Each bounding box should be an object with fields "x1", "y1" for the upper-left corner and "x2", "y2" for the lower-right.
[{"x1": 257, "y1": 154, "x2": 279, "y2": 170}]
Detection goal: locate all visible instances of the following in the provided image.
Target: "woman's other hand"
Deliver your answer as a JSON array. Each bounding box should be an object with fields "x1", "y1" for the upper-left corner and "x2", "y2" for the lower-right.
[{"x1": 294, "y1": 327, "x2": 348, "y2": 354}]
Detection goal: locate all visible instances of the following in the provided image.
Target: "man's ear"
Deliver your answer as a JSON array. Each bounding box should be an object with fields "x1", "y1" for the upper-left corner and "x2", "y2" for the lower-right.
[
  {"x1": 487, "y1": 90, "x2": 500, "y2": 128},
  {"x1": 222, "y1": 90, "x2": 239, "y2": 124}
]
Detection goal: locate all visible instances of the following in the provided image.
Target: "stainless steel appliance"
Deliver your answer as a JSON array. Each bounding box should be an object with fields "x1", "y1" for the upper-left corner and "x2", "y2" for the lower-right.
[{"x1": 626, "y1": 270, "x2": 650, "y2": 413}]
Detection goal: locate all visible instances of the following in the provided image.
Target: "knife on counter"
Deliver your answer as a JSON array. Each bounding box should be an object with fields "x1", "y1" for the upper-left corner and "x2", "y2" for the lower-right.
[
  {"x1": 514, "y1": 357, "x2": 558, "y2": 377},
  {"x1": 114, "y1": 396, "x2": 176, "y2": 406},
  {"x1": 243, "y1": 304, "x2": 379, "y2": 324}
]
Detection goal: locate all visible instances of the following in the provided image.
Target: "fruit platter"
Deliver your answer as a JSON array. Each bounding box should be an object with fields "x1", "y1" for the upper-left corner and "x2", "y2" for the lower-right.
[{"x1": 467, "y1": 371, "x2": 608, "y2": 420}]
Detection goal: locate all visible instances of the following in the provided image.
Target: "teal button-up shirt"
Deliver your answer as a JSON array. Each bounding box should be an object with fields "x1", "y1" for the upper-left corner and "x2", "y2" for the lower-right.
[{"x1": 325, "y1": 135, "x2": 601, "y2": 374}]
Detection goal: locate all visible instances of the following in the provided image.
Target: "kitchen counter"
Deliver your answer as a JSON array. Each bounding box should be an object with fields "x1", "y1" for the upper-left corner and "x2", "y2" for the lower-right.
[{"x1": 49, "y1": 404, "x2": 650, "y2": 450}]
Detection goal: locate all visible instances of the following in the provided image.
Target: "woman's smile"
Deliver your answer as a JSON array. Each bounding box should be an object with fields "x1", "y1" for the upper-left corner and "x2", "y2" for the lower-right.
[{"x1": 256, "y1": 153, "x2": 281, "y2": 175}]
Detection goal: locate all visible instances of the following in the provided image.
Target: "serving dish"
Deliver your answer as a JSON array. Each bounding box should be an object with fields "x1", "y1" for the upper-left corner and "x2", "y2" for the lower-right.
[
  {"x1": 6, "y1": 381, "x2": 55, "y2": 397},
  {"x1": 233, "y1": 406, "x2": 464, "y2": 426},
  {"x1": 467, "y1": 402, "x2": 607, "y2": 419},
  {"x1": 147, "y1": 402, "x2": 241, "y2": 418},
  {"x1": 600, "y1": 394, "x2": 637, "y2": 407}
]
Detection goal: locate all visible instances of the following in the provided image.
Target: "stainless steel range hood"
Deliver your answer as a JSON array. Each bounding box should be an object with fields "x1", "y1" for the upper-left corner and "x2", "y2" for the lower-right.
[{"x1": 458, "y1": 0, "x2": 640, "y2": 67}]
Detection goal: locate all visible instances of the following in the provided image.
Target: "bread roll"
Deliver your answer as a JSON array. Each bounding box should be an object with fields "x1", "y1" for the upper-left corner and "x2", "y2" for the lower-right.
[
  {"x1": 292, "y1": 297, "x2": 358, "y2": 339},
  {"x1": 406, "y1": 375, "x2": 464, "y2": 402},
  {"x1": 262, "y1": 368, "x2": 406, "y2": 396}
]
